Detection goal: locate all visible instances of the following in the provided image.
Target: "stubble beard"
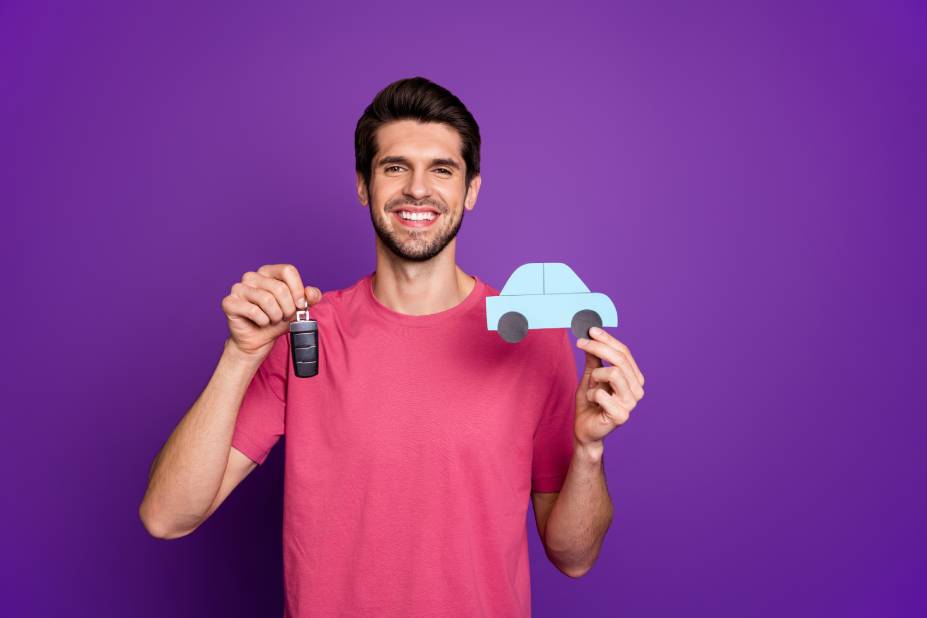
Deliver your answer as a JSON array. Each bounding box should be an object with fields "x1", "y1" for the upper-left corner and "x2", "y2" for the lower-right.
[{"x1": 368, "y1": 190, "x2": 467, "y2": 263}]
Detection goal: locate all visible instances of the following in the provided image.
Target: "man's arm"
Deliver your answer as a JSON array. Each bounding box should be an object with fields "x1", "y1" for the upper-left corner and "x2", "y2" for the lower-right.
[
  {"x1": 531, "y1": 441, "x2": 613, "y2": 577},
  {"x1": 533, "y1": 325, "x2": 644, "y2": 576},
  {"x1": 138, "y1": 339, "x2": 264, "y2": 540}
]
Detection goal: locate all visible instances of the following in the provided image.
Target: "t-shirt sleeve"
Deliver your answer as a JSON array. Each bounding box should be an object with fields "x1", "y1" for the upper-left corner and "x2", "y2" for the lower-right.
[
  {"x1": 531, "y1": 329, "x2": 579, "y2": 492},
  {"x1": 231, "y1": 333, "x2": 289, "y2": 465}
]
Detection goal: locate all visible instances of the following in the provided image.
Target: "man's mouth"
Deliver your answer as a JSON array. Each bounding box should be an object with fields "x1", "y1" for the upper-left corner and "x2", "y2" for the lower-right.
[{"x1": 392, "y1": 208, "x2": 441, "y2": 228}]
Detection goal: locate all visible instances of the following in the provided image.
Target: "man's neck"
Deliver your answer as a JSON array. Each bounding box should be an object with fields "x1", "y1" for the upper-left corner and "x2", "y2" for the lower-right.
[{"x1": 371, "y1": 246, "x2": 475, "y2": 317}]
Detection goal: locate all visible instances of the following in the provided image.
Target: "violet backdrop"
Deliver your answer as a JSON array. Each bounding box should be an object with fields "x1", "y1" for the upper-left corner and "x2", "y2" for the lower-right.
[{"x1": 3, "y1": 1, "x2": 925, "y2": 616}]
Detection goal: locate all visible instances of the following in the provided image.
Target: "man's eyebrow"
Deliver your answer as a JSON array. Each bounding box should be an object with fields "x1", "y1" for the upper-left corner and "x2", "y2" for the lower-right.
[{"x1": 378, "y1": 155, "x2": 461, "y2": 170}]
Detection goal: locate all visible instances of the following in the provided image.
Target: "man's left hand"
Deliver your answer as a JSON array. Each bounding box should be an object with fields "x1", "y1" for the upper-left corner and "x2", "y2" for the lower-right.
[{"x1": 573, "y1": 326, "x2": 646, "y2": 446}]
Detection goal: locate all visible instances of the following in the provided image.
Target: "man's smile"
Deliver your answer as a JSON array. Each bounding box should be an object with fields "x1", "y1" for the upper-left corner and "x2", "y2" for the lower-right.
[{"x1": 392, "y1": 208, "x2": 441, "y2": 228}]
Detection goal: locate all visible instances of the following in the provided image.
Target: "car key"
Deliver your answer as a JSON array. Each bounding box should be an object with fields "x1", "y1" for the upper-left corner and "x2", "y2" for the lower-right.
[{"x1": 289, "y1": 309, "x2": 319, "y2": 378}]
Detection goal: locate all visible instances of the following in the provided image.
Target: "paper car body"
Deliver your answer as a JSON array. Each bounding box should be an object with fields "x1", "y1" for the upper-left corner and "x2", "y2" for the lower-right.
[{"x1": 486, "y1": 262, "x2": 618, "y2": 342}]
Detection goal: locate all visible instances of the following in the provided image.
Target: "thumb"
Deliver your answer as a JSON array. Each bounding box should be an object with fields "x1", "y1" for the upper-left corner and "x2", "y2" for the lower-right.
[
  {"x1": 578, "y1": 345, "x2": 602, "y2": 391},
  {"x1": 303, "y1": 286, "x2": 322, "y2": 306}
]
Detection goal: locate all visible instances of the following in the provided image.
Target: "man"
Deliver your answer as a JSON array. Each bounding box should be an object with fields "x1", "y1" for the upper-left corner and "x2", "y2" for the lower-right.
[{"x1": 139, "y1": 76, "x2": 645, "y2": 617}]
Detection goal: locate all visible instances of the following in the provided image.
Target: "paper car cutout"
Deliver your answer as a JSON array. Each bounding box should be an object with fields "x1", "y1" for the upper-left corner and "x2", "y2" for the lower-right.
[{"x1": 486, "y1": 262, "x2": 619, "y2": 343}]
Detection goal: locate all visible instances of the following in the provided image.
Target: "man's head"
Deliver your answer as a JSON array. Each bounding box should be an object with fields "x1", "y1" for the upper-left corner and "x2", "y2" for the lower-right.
[{"x1": 355, "y1": 77, "x2": 481, "y2": 262}]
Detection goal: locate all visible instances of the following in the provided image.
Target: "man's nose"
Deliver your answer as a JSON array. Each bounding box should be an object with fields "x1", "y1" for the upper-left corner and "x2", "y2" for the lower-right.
[{"x1": 403, "y1": 167, "x2": 432, "y2": 199}]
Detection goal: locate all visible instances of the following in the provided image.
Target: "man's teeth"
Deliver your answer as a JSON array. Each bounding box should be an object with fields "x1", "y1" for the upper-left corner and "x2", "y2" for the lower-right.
[{"x1": 398, "y1": 210, "x2": 436, "y2": 221}]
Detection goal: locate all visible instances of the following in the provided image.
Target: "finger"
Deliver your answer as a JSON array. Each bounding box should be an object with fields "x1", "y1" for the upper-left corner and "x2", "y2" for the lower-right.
[
  {"x1": 578, "y1": 345, "x2": 603, "y2": 392},
  {"x1": 588, "y1": 327, "x2": 644, "y2": 386},
  {"x1": 592, "y1": 357, "x2": 643, "y2": 400},
  {"x1": 593, "y1": 388, "x2": 630, "y2": 426},
  {"x1": 587, "y1": 385, "x2": 608, "y2": 403},
  {"x1": 257, "y1": 264, "x2": 308, "y2": 310},
  {"x1": 578, "y1": 337, "x2": 640, "y2": 384},
  {"x1": 242, "y1": 271, "x2": 295, "y2": 319},
  {"x1": 222, "y1": 293, "x2": 271, "y2": 327},
  {"x1": 304, "y1": 285, "x2": 323, "y2": 306},
  {"x1": 592, "y1": 365, "x2": 638, "y2": 406},
  {"x1": 231, "y1": 281, "x2": 284, "y2": 323}
]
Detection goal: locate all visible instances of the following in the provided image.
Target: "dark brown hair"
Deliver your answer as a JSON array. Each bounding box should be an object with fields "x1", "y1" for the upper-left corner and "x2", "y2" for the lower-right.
[{"x1": 354, "y1": 76, "x2": 481, "y2": 191}]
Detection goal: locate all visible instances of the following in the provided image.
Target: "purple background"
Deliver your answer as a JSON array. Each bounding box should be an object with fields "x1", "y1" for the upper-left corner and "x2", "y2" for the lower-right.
[{"x1": 4, "y1": 1, "x2": 924, "y2": 616}]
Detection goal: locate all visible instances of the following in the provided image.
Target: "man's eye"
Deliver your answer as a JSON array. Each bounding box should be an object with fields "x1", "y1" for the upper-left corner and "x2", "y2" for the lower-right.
[
  {"x1": 435, "y1": 168, "x2": 451, "y2": 175},
  {"x1": 386, "y1": 166, "x2": 403, "y2": 172}
]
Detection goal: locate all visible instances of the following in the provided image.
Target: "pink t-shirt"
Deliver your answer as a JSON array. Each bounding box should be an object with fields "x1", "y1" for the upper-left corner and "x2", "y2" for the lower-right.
[{"x1": 232, "y1": 271, "x2": 578, "y2": 617}]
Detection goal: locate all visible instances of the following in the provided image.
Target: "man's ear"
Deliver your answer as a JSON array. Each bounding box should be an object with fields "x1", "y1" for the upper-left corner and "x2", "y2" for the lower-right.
[
  {"x1": 464, "y1": 174, "x2": 481, "y2": 211},
  {"x1": 356, "y1": 171, "x2": 368, "y2": 206}
]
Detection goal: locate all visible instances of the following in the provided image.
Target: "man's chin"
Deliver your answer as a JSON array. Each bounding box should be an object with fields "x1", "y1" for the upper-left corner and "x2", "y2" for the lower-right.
[
  {"x1": 370, "y1": 210, "x2": 462, "y2": 263},
  {"x1": 391, "y1": 242, "x2": 443, "y2": 262}
]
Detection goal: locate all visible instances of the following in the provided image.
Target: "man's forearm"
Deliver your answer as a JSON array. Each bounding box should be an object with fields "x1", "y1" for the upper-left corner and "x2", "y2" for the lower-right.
[
  {"x1": 543, "y1": 440, "x2": 613, "y2": 576},
  {"x1": 138, "y1": 339, "x2": 262, "y2": 538}
]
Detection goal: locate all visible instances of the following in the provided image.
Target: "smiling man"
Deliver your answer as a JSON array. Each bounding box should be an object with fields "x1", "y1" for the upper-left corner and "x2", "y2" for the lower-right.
[
  {"x1": 365, "y1": 123, "x2": 469, "y2": 262},
  {"x1": 139, "y1": 76, "x2": 645, "y2": 617}
]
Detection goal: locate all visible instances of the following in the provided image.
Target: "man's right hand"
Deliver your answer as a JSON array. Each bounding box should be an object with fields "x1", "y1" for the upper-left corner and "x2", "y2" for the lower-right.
[{"x1": 221, "y1": 264, "x2": 322, "y2": 360}]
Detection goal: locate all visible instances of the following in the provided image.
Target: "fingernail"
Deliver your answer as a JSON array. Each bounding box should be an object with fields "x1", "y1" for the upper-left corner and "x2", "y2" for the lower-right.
[
  {"x1": 590, "y1": 326, "x2": 602, "y2": 335},
  {"x1": 577, "y1": 338, "x2": 589, "y2": 346},
  {"x1": 297, "y1": 297, "x2": 307, "y2": 308}
]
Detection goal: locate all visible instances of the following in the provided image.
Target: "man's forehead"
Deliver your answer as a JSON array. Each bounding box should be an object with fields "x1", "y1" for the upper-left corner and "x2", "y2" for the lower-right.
[{"x1": 374, "y1": 121, "x2": 462, "y2": 165}]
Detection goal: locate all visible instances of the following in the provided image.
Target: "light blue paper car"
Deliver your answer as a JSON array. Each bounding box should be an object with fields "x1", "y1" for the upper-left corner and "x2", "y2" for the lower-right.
[{"x1": 486, "y1": 262, "x2": 618, "y2": 343}]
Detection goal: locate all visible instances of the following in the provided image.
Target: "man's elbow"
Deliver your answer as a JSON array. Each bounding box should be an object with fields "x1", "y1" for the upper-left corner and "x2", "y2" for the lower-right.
[
  {"x1": 544, "y1": 546, "x2": 595, "y2": 578},
  {"x1": 138, "y1": 502, "x2": 198, "y2": 540},
  {"x1": 545, "y1": 538, "x2": 604, "y2": 578},
  {"x1": 558, "y1": 561, "x2": 593, "y2": 578}
]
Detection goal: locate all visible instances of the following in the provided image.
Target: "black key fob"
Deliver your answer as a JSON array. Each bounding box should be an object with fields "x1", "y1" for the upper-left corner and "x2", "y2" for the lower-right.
[{"x1": 289, "y1": 309, "x2": 318, "y2": 378}]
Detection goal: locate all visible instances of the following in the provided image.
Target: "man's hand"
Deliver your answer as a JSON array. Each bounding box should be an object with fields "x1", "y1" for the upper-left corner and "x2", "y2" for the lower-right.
[
  {"x1": 221, "y1": 263, "x2": 323, "y2": 361},
  {"x1": 573, "y1": 326, "x2": 646, "y2": 446}
]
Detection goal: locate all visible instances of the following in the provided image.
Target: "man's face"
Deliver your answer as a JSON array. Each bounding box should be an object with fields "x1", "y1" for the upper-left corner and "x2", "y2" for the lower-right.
[{"x1": 358, "y1": 119, "x2": 480, "y2": 262}]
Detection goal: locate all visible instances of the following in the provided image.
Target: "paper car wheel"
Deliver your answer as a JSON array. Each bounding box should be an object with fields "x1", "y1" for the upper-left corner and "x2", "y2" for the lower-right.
[
  {"x1": 571, "y1": 309, "x2": 602, "y2": 339},
  {"x1": 498, "y1": 311, "x2": 529, "y2": 343}
]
